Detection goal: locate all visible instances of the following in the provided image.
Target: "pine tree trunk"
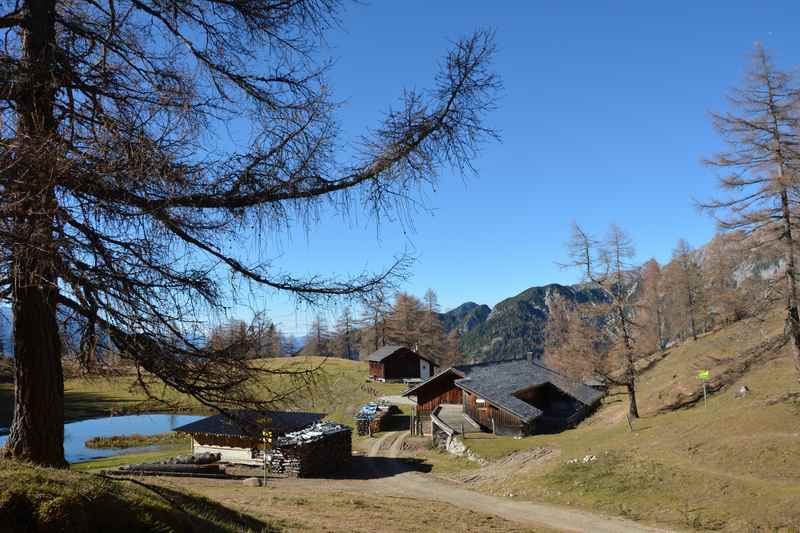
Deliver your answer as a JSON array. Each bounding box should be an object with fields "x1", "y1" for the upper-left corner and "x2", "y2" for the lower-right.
[
  {"x1": 780, "y1": 188, "x2": 800, "y2": 379},
  {"x1": 4, "y1": 265, "x2": 65, "y2": 467},
  {"x1": 627, "y1": 378, "x2": 639, "y2": 419},
  {"x1": 3, "y1": 0, "x2": 67, "y2": 467}
]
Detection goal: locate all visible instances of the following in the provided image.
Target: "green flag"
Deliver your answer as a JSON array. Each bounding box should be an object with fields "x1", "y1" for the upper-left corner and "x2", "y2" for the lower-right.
[{"x1": 698, "y1": 370, "x2": 710, "y2": 381}]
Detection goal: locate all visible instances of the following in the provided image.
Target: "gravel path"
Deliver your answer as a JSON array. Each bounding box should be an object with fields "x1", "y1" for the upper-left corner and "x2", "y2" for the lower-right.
[{"x1": 356, "y1": 430, "x2": 676, "y2": 533}]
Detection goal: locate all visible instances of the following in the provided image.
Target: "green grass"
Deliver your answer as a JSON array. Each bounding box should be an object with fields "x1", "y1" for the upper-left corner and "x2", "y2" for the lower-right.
[
  {"x1": 453, "y1": 311, "x2": 800, "y2": 531},
  {"x1": 71, "y1": 442, "x2": 192, "y2": 472},
  {"x1": 85, "y1": 432, "x2": 188, "y2": 449},
  {"x1": 1, "y1": 356, "x2": 406, "y2": 428},
  {"x1": 0, "y1": 459, "x2": 280, "y2": 532}
]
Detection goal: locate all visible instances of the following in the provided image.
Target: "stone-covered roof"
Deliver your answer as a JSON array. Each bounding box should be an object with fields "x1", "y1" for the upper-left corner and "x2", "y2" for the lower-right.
[
  {"x1": 366, "y1": 345, "x2": 437, "y2": 365},
  {"x1": 174, "y1": 410, "x2": 325, "y2": 438},
  {"x1": 453, "y1": 359, "x2": 604, "y2": 424}
]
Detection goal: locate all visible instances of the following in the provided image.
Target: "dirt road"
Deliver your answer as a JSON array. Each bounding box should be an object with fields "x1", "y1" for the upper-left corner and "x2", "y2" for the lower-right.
[{"x1": 284, "y1": 430, "x2": 676, "y2": 533}]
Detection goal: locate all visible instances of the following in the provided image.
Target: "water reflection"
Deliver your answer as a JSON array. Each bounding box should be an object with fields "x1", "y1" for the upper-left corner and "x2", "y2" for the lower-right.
[{"x1": 0, "y1": 414, "x2": 202, "y2": 463}]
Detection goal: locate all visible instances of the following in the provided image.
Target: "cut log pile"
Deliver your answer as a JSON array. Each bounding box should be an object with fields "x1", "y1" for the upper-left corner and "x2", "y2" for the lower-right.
[
  {"x1": 354, "y1": 402, "x2": 399, "y2": 436},
  {"x1": 269, "y1": 422, "x2": 352, "y2": 477}
]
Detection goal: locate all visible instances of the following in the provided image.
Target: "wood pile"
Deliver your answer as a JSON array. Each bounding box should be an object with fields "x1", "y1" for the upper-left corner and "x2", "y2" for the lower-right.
[
  {"x1": 354, "y1": 402, "x2": 399, "y2": 436},
  {"x1": 269, "y1": 422, "x2": 352, "y2": 477}
]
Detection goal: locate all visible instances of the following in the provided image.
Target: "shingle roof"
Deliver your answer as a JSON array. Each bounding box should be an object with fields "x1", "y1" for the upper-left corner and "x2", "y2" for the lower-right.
[
  {"x1": 453, "y1": 359, "x2": 604, "y2": 423},
  {"x1": 366, "y1": 345, "x2": 437, "y2": 365},
  {"x1": 367, "y1": 345, "x2": 406, "y2": 362},
  {"x1": 402, "y1": 367, "x2": 465, "y2": 397},
  {"x1": 174, "y1": 410, "x2": 325, "y2": 438}
]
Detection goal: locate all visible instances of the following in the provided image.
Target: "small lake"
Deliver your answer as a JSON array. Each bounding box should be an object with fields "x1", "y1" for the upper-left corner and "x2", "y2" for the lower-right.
[{"x1": 0, "y1": 413, "x2": 203, "y2": 463}]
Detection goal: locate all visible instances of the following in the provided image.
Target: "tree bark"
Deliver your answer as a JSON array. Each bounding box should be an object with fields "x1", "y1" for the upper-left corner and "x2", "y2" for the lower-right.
[
  {"x1": 3, "y1": 0, "x2": 66, "y2": 467},
  {"x1": 780, "y1": 188, "x2": 800, "y2": 379},
  {"x1": 626, "y1": 377, "x2": 639, "y2": 419}
]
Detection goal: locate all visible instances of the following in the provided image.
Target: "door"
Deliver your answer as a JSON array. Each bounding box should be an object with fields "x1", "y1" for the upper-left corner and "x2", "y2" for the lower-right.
[{"x1": 420, "y1": 359, "x2": 430, "y2": 379}]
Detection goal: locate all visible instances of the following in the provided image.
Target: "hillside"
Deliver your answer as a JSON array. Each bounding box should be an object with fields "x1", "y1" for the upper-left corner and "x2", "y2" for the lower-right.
[
  {"x1": 0, "y1": 357, "x2": 404, "y2": 428},
  {"x1": 0, "y1": 459, "x2": 273, "y2": 532},
  {"x1": 440, "y1": 310, "x2": 800, "y2": 531},
  {"x1": 438, "y1": 302, "x2": 491, "y2": 335},
  {"x1": 447, "y1": 283, "x2": 608, "y2": 362}
]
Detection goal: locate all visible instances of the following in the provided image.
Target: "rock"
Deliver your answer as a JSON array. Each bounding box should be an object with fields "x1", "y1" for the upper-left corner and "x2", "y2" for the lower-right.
[
  {"x1": 446, "y1": 436, "x2": 467, "y2": 456},
  {"x1": 733, "y1": 385, "x2": 750, "y2": 399},
  {"x1": 194, "y1": 452, "x2": 221, "y2": 464},
  {"x1": 242, "y1": 477, "x2": 263, "y2": 487}
]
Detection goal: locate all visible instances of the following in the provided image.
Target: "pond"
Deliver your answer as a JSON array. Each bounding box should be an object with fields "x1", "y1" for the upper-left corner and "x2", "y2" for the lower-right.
[{"x1": 0, "y1": 413, "x2": 203, "y2": 463}]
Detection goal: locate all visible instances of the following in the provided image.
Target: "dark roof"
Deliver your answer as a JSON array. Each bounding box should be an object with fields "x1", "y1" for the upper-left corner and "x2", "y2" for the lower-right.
[
  {"x1": 174, "y1": 410, "x2": 325, "y2": 438},
  {"x1": 402, "y1": 367, "x2": 465, "y2": 397},
  {"x1": 453, "y1": 359, "x2": 605, "y2": 423},
  {"x1": 366, "y1": 345, "x2": 438, "y2": 365}
]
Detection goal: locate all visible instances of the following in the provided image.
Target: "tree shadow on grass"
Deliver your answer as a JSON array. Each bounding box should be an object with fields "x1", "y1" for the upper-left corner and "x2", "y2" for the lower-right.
[
  {"x1": 103, "y1": 475, "x2": 281, "y2": 532},
  {"x1": 0, "y1": 462, "x2": 280, "y2": 533}
]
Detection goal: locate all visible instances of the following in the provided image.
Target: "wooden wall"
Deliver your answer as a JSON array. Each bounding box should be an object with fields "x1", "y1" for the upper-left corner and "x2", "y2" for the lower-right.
[
  {"x1": 368, "y1": 361, "x2": 384, "y2": 379},
  {"x1": 382, "y1": 348, "x2": 422, "y2": 380},
  {"x1": 462, "y1": 390, "x2": 530, "y2": 437},
  {"x1": 415, "y1": 372, "x2": 462, "y2": 415}
]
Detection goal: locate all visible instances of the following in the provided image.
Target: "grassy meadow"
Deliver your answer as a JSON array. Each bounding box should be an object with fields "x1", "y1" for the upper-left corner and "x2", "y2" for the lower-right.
[
  {"x1": 437, "y1": 311, "x2": 800, "y2": 531},
  {"x1": 0, "y1": 356, "x2": 404, "y2": 429}
]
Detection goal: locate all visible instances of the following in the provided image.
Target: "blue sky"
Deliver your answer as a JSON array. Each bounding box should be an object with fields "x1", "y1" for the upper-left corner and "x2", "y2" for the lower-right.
[{"x1": 226, "y1": 1, "x2": 800, "y2": 335}]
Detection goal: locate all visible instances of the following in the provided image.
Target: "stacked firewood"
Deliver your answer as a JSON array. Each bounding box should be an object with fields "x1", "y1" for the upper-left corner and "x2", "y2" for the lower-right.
[
  {"x1": 269, "y1": 423, "x2": 352, "y2": 477},
  {"x1": 354, "y1": 402, "x2": 399, "y2": 436}
]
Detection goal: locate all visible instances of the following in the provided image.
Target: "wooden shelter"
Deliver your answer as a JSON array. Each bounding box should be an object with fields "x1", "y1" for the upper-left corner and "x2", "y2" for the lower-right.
[
  {"x1": 404, "y1": 359, "x2": 604, "y2": 437},
  {"x1": 367, "y1": 345, "x2": 439, "y2": 381},
  {"x1": 174, "y1": 410, "x2": 352, "y2": 476},
  {"x1": 404, "y1": 368, "x2": 464, "y2": 417}
]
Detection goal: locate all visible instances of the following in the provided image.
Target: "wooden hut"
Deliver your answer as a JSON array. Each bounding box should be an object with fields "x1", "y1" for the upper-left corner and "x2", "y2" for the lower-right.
[
  {"x1": 404, "y1": 368, "x2": 464, "y2": 417},
  {"x1": 367, "y1": 345, "x2": 439, "y2": 381},
  {"x1": 403, "y1": 358, "x2": 604, "y2": 437},
  {"x1": 174, "y1": 410, "x2": 352, "y2": 476}
]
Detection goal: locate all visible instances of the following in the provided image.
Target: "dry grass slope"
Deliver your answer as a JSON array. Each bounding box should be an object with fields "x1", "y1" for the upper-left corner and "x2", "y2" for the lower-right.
[
  {"x1": 0, "y1": 459, "x2": 280, "y2": 532},
  {"x1": 450, "y1": 311, "x2": 800, "y2": 531}
]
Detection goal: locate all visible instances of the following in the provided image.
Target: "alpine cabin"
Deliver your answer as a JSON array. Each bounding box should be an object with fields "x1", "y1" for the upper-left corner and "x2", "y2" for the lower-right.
[
  {"x1": 367, "y1": 345, "x2": 439, "y2": 381},
  {"x1": 404, "y1": 357, "x2": 604, "y2": 437}
]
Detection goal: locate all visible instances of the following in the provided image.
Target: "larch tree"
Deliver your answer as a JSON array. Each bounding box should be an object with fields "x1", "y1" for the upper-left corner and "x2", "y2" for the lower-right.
[
  {"x1": 0, "y1": 1, "x2": 500, "y2": 466},
  {"x1": 418, "y1": 288, "x2": 445, "y2": 361},
  {"x1": 543, "y1": 291, "x2": 607, "y2": 381},
  {"x1": 562, "y1": 223, "x2": 641, "y2": 419},
  {"x1": 668, "y1": 239, "x2": 705, "y2": 341},
  {"x1": 639, "y1": 259, "x2": 666, "y2": 353},
  {"x1": 442, "y1": 328, "x2": 462, "y2": 368},
  {"x1": 385, "y1": 292, "x2": 423, "y2": 350},
  {"x1": 703, "y1": 233, "x2": 748, "y2": 325},
  {"x1": 334, "y1": 306, "x2": 356, "y2": 360},
  {"x1": 359, "y1": 287, "x2": 391, "y2": 357},
  {"x1": 702, "y1": 44, "x2": 800, "y2": 379},
  {"x1": 302, "y1": 315, "x2": 331, "y2": 357}
]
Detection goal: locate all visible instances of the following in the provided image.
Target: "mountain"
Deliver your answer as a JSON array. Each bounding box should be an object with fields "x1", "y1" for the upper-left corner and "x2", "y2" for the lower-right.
[
  {"x1": 438, "y1": 302, "x2": 491, "y2": 335},
  {"x1": 444, "y1": 283, "x2": 610, "y2": 363}
]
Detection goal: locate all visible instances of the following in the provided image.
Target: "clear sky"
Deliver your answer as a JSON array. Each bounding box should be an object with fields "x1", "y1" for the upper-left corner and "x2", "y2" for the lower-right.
[{"x1": 227, "y1": 1, "x2": 800, "y2": 335}]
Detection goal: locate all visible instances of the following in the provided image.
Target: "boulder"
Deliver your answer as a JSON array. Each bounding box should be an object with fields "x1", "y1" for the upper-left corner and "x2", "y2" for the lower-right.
[
  {"x1": 242, "y1": 477, "x2": 263, "y2": 487},
  {"x1": 733, "y1": 385, "x2": 750, "y2": 399}
]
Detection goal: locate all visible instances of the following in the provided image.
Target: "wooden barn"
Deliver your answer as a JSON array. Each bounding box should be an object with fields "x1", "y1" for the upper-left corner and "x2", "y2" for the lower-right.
[
  {"x1": 174, "y1": 410, "x2": 352, "y2": 477},
  {"x1": 367, "y1": 345, "x2": 439, "y2": 381},
  {"x1": 404, "y1": 358, "x2": 604, "y2": 437},
  {"x1": 405, "y1": 367, "x2": 465, "y2": 417}
]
